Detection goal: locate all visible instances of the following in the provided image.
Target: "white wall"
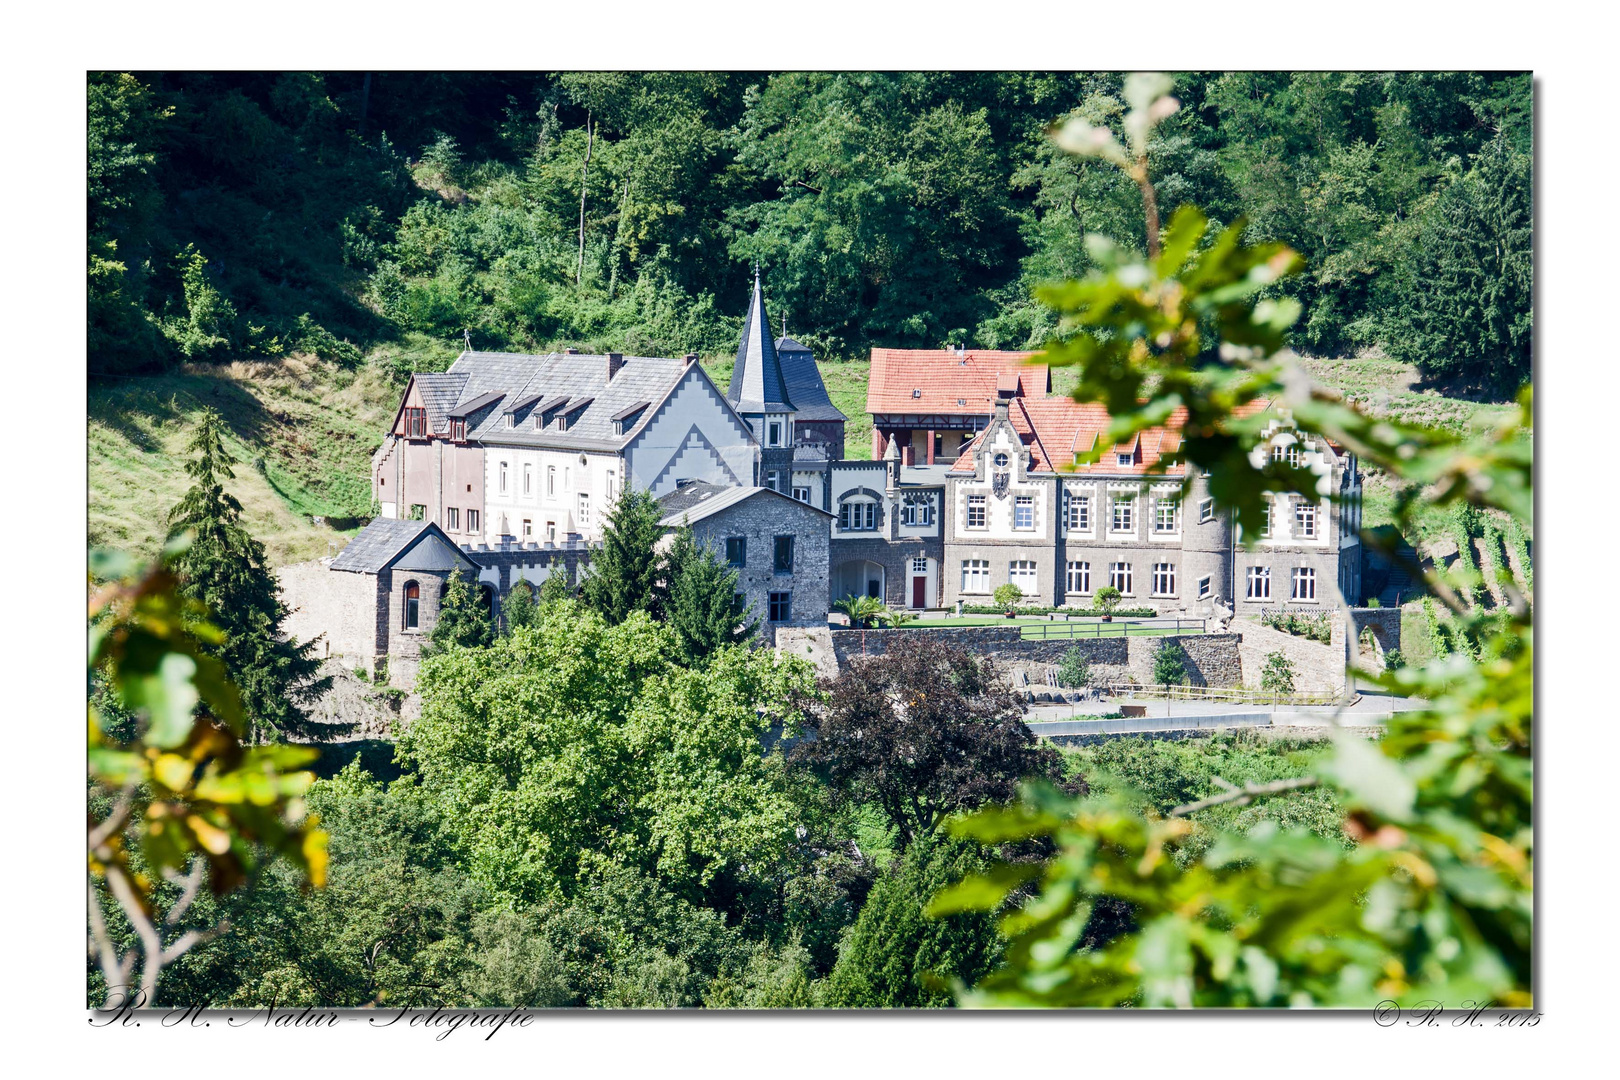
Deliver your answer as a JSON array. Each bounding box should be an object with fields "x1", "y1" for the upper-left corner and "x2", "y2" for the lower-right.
[
  {"x1": 481, "y1": 445, "x2": 622, "y2": 544},
  {"x1": 625, "y1": 368, "x2": 758, "y2": 497}
]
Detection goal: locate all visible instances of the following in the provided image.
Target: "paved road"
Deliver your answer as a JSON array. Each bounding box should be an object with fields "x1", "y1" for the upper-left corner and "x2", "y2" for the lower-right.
[{"x1": 1022, "y1": 690, "x2": 1424, "y2": 736}]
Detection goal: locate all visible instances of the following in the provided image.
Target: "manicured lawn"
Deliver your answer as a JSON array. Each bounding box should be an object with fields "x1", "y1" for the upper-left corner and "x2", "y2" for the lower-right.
[{"x1": 848, "y1": 617, "x2": 1203, "y2": 640}]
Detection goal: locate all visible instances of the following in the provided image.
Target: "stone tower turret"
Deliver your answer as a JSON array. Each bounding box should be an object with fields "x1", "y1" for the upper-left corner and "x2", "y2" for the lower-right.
[
  {"x1": 726, "y1": 269, "x2": 796, "y2": 490},
  {"x1": 1181, "y1": 471, "x2": 1232, "y2": 615}
]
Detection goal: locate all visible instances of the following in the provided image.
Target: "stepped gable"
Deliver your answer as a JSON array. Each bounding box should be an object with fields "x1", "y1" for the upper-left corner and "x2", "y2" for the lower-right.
[
  {"x1": 948, "y1": 396, "x2": 1273, "y2": 474},
  {"x1": 727, "y1": 271, "x2": 794, "y2": 413},
  {"x1": 866, "y1": 348, "x2": 1049, "y2": 416},
  {"x1": 775, "y1": 336, "x2": 846, "y2": 423}
]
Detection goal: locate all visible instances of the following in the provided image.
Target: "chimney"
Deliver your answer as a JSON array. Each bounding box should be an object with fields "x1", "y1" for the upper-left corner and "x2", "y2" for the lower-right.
[
  {"x1": 606, "y1": 352, "x2": 624, "y2": 381},
  {"x1": 683, "y1": 352, "x2": 699, "y2": 364},
  {"x1": 993, "y1": 397, "x2": 1010, "y2": 423},
  {"x1": 564, "y1": 347, "x2": 580, "y2": 355}
]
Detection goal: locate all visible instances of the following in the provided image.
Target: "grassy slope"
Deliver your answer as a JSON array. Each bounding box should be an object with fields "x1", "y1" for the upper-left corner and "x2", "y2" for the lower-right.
[{"x1": 89, "y1": 355, "x2": 401, "y2": 564}]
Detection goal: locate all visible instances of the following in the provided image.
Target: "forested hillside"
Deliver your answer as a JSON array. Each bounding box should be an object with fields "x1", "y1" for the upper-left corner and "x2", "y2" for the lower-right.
[{"x1": 90, "y1": 71, "x2": 1530, "y2": 387}]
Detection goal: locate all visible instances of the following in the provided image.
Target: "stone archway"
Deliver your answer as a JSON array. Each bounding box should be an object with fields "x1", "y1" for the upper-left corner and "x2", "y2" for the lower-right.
[{"x1": 833, "y1": 559, "x2": 886, "y2": 604}]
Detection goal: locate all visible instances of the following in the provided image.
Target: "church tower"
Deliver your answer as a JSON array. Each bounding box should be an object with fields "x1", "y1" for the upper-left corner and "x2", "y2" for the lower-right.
[{"x1": 727, "y1": 269, "x2": 797, "y2": 492}]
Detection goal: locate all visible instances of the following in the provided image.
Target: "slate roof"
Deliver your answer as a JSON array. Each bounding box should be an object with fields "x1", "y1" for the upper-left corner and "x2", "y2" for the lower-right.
[
  {"x1": 657, "y1": 481, "x2": 833, "y2": 527},
  {"x1": 866, "y1": 349, "x2": 1050, "y2": 416},
  {"x1": 728, "y1": 272, "x2": 794, "y2": 413},
  {"x1": 776, "y1": 337, "x2": 847, "y2": 423},
  {"x1": 435, "y1": 350, "x2": 696, "y2": 452},
  {"x1": 330, "y1": 518, "x2": 475, "y2": 574},
  {"x1": 415, "y1": 372, "x2": 469, "y2": 434},
  {"x1": 447, "y1": 390, "x2": 505, "y2": 418}
]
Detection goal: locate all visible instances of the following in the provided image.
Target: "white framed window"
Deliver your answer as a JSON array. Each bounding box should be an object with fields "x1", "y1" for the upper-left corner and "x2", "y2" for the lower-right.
[
  {"x1": 902, "y1": 491, "x2": 935, "y2": 526},
  {"x1": 961, "y1": 559, "x2": 991, "y2": 594},
  {"x1": 1155, "y1": 497, "x2": 1179, "y2": 533},
  {"x1": 1111, "y1": 495, "x2": 1134, "y2": 532},
  {"x1": 767, "y1": 470, "x2": 781, "y2": 493},
  {"x1": 1295, "y1": 498, "x2": 1318, "y2": 538},
  {"x1": 793, "y1": 486, "x2": 811, "y2": 503},
  {"x1": 1152, "y1": 562, "x2": 1176, "y2": 596},
  {"x1": 1013, "y1": 495, "x2": 1035, "y2": 530},
  {"x1": 768, "y1": 421, "x2": 782, "y2": 447},
  {"x1": 499, "y1": 461, "x2": 509, "y2": 494},
  {"x1": 1117, "y1": 452, "x2": 1132, "y2": 466},
  {"x1": 545, "y1": 520, "x2": 556, "y2": 542},
  {"x1": 994, "y1": 452, "x2": 1010, "y2": 468},
  {"x1": 1198, "y1": 574, "x2": 1212, "y2": 599},
  {"x1": 1065, "y1": 560, "x2": 1091, "y2": 594},
  {"x1": 577, "y1": 493, "x2": 590, "y2": 528},
  {"x1": 1109, "y1": 562, "x2": 1133, "y2": 595},
  {"x1": 1291, "y1": 566, "x2": 1317, "y2": 600},
  {"x1": 523, "y1": 463, "x2": 532, "y2": 495},
  {"x1": 467, "y1": 509, "x2": 479, "y2": 533},
  {"x1": 911, "y1": 556, "x2": 929, "y2": 573},
  {"x1": 966, "y1": 494, "x2": 987, "y2": 529},
  {"x1": 1246, "y1": 566, "x2": 1271, "y2": 600},
  {"x1": 522, "y1": 518, "x2": 532, "y2": 538},
  {"x1": 839, "y1": 499, "x2": 878, "y2": 531},
  {"x1": 1009, "y1": 560, "x2": 1038, "y2": 593},
  {"x1": 1199, "y1": 498, "x2": 1215, "y2": 523},
  {"x1": 547, "y1": 465, "x2": 556, "y2": 496},
  {"x1": 446, "y1": 507, "x2": 460, "y2": 530},
  {"x1": 1273, "y1": 441, "x2": 1302, "y2": 468},
  {"x1": 1063, "y1": 489, "x2": 1090, "y2": 530}
]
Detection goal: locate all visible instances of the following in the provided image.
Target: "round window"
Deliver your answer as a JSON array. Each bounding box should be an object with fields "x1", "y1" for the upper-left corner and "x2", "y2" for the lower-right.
[{"x1": 994, "y1": 452, "x2": 1009, "y2": 467}]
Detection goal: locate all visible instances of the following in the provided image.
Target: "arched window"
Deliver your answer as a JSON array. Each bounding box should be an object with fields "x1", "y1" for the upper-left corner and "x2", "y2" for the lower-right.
[
  {"x1": 403, "y1": 581, "x2": 420, "y2": 629},
  {"x1": 838, "y1": 496, "x2": 878, "y2": 531}
]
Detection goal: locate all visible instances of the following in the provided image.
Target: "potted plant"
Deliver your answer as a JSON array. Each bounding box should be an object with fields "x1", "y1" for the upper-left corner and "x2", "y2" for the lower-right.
[
  {"x1": 1093, "y1": 585, "x2": 1121, "y2": 622},
  {"x1": 993, "y1": 583, "x2": 1024, "y2": 617}
]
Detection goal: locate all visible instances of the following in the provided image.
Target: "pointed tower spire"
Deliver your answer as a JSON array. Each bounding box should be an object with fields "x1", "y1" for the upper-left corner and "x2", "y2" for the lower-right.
[{"x1": 727, "y1": 266, "x2": 794, "y2": 413}]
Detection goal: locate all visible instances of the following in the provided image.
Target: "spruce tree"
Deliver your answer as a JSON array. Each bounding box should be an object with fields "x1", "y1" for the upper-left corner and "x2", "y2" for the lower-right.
[
  {"x1": 664, "y1": 527, "x2": 756, "y2": 664},
  {"x1": 429, "y1": 570, "x2": 495, "y2": 652},
  {"x1": 166, "y1": 407, "x2": 327, "y2": 741},
  {"x1": 580, "y1": 489, "x2": 668, "y2": 624},
  {"x1": 538, "y1": 569, "x2": 574, "y2": 606},
  {"x1": 501, "y1": 578, "x2": 541, "y2": 635},
  {"x1": 1381, "y1": 135, "x2": 1532, "y2": 391}
]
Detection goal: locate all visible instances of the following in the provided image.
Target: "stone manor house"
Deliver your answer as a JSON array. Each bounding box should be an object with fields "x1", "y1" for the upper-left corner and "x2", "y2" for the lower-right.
[{"x1": 304, "y1": 274, "x2": 1362, "y2": 686}]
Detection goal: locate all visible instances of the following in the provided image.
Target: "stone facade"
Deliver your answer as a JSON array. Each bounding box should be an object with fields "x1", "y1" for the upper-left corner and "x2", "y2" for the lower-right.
[{"x1": 826, "y1": 626, "x2": 1243, "y2": 689}]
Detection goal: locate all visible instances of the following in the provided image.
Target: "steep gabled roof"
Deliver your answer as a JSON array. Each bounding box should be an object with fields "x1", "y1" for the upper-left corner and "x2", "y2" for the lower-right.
[
  {"x1": 728, "y1": 272, "x2": 794, "y2": 413},
  {"x1": 330, "y1": 518, "x2": 477, "y2": 574},
  {"x1": 656, "y1": 481, "x2": 833, "y2": 527},
  {"x1": 867, "y1": 349, "x2": 1049, "y2": 416},
  {"x1": 775, "y1": 336, "x2": 847, "y2": 423},
  {"x1": 413, "y1": 372, "x2": 469, "y2": 434},
  {"x1": 948, "y1": 397, "x2": 1269, "y2": 476}
]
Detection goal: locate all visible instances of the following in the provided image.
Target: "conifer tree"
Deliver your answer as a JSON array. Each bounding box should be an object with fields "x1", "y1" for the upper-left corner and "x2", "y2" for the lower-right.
[
  {"x1": 580, "y1": 489, "x2": 668, "y2": 624},
  {"x1": 166, "y1": 407, "x2": 327, "y2": 740},
  {"x1": 538, "y1": 569, "x2": 574, "y2": 606},
  {"x1": 430, "y1": 570, "x2": 495, "y2": 652},
  {"x1": 664, "y1": 527, "x2": 756, "y2": 664},
  {"x1": 501, "y1": 578, "x2": 541, "y2": 635}
]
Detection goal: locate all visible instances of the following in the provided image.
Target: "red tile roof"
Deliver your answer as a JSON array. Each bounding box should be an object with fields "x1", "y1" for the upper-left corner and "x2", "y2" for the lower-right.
[
  {"x1": 949, "y1": 396, "x2": 1273, "y2": 475},
  {"x1": 866, "y1": 349, "x2": 1050, "y2": 416}
]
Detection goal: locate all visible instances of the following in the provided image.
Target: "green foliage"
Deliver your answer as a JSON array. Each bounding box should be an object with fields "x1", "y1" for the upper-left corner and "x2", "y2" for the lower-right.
[
  {"x1": 942, "y1": 79, "x2": 1532, "y2": 1009},
  {"x1": 1260, "y1": 609, "x2": 1332, "y2": 643},
  {"x1": 992, "y1": 583, "x2": 1024, "y2": 609},
  {"x1": 428, "y1": 569, "x2": 495, "y2": 652},
  {"x1": 664, "y1": 526, "x2": 756, "y2": 664},
  {"x1": 833, "y1": 593, "x2": 885, "y2": 629},
  {"x1": 88, "y1": 545, "x2": 326, "y2": 1004},
  {"x1": 500, "y1": 578, "x2": 540, "y2": 634},
  {"x1": 165, "y1": 407, "x2": 328, "y2": 739},
  {"x1": 1259, "y1": 652, "x2": 1297, "y2": 695},
  {"x1": 825, "y1": 836, "x2": 1002, "y2": 1008},
  {"x1": 580, "y1": 489, "x2": 667, "y2": 624},
  {"x1": 959, "y1": 602, "x2": 1157, "y2": 618},
  {"x1": 1055, "y1": 647, "x2": 1091, "y2": 689},
  {"x1": 1379, "y1": 136, "x2": 1532, "y2": 392},
  {"x1": 1151, "y1": 640, "x2": 1188, "y2": 686},
  {"x1": 1503, "y1": 515, "x2": 1533, "y2": 593},
  {"x1": 538, "y1": 568, "x2": 574, "y2": 605},
  {"x1": 401, "y1": 606, "x2": 813, "y2": 904},
  {"x1": 1090, "y1": 585, "x2": 1122, "y2": 615}
]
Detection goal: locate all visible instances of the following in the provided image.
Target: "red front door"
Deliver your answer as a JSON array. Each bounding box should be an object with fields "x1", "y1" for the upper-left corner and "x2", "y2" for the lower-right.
[{"x1": 912, "y1": 576, "x2": 926, "y2": 609}]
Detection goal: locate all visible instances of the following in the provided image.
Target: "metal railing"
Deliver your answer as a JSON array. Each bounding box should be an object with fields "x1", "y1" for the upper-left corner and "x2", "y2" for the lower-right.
[
  {"x1": 1100, "y1": 681, "x2": 1351, "y2": 707},
  {"x1": 1014, "y1": 617, "x2": 1207, "y2": 640}
]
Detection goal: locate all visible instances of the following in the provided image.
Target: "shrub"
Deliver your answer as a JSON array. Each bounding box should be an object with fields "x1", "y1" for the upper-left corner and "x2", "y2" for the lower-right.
[
  {"x1": 1056, "y1": 646, "x2": 1091, "y2": 689},
  {"x1": 1092, "y1": 585, "x2": 1122, "y2": 615},
  {"x1": 992, "y1": 583, "x2": 1024, "y2": 609},
  {"x1": 1152, "y1": 640, "x2": 1188, "y2": 686},
  {"x1": 1259, "y1": 652, "x2": 1296, "y2": 694},
  {"x1": 1261, "y1": 609, "x2": 1331, "y2": 643}
]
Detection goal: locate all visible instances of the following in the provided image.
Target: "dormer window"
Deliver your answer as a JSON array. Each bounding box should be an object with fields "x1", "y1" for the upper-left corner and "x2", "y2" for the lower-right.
[
  {"x1": 912, "y1": 388, "x2": 922, "y2": 399},
  {"x1": 505, "y1": 413, "x2": 515, "y2": 428},
  {"x1": 403, "y1": 407, "x2": 427, "y2": 439},
  {"x1": 1117, "y1": 453, "x2": 1132, "y2": 466},
  {"x1": 450, "y1": 419, "x2": 466, "y2": 442},
  {"x1": 768, "y1": 421, "x2": 782, "y2": 446}
]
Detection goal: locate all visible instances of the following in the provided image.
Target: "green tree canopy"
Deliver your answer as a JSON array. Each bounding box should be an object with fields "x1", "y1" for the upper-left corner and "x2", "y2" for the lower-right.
[
  {"x1": 663, "y1": 526, "x2": 756, "y2": 664},
  {"x1": 580, "y1": 489, "x2": 668, "y2": 625}
]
